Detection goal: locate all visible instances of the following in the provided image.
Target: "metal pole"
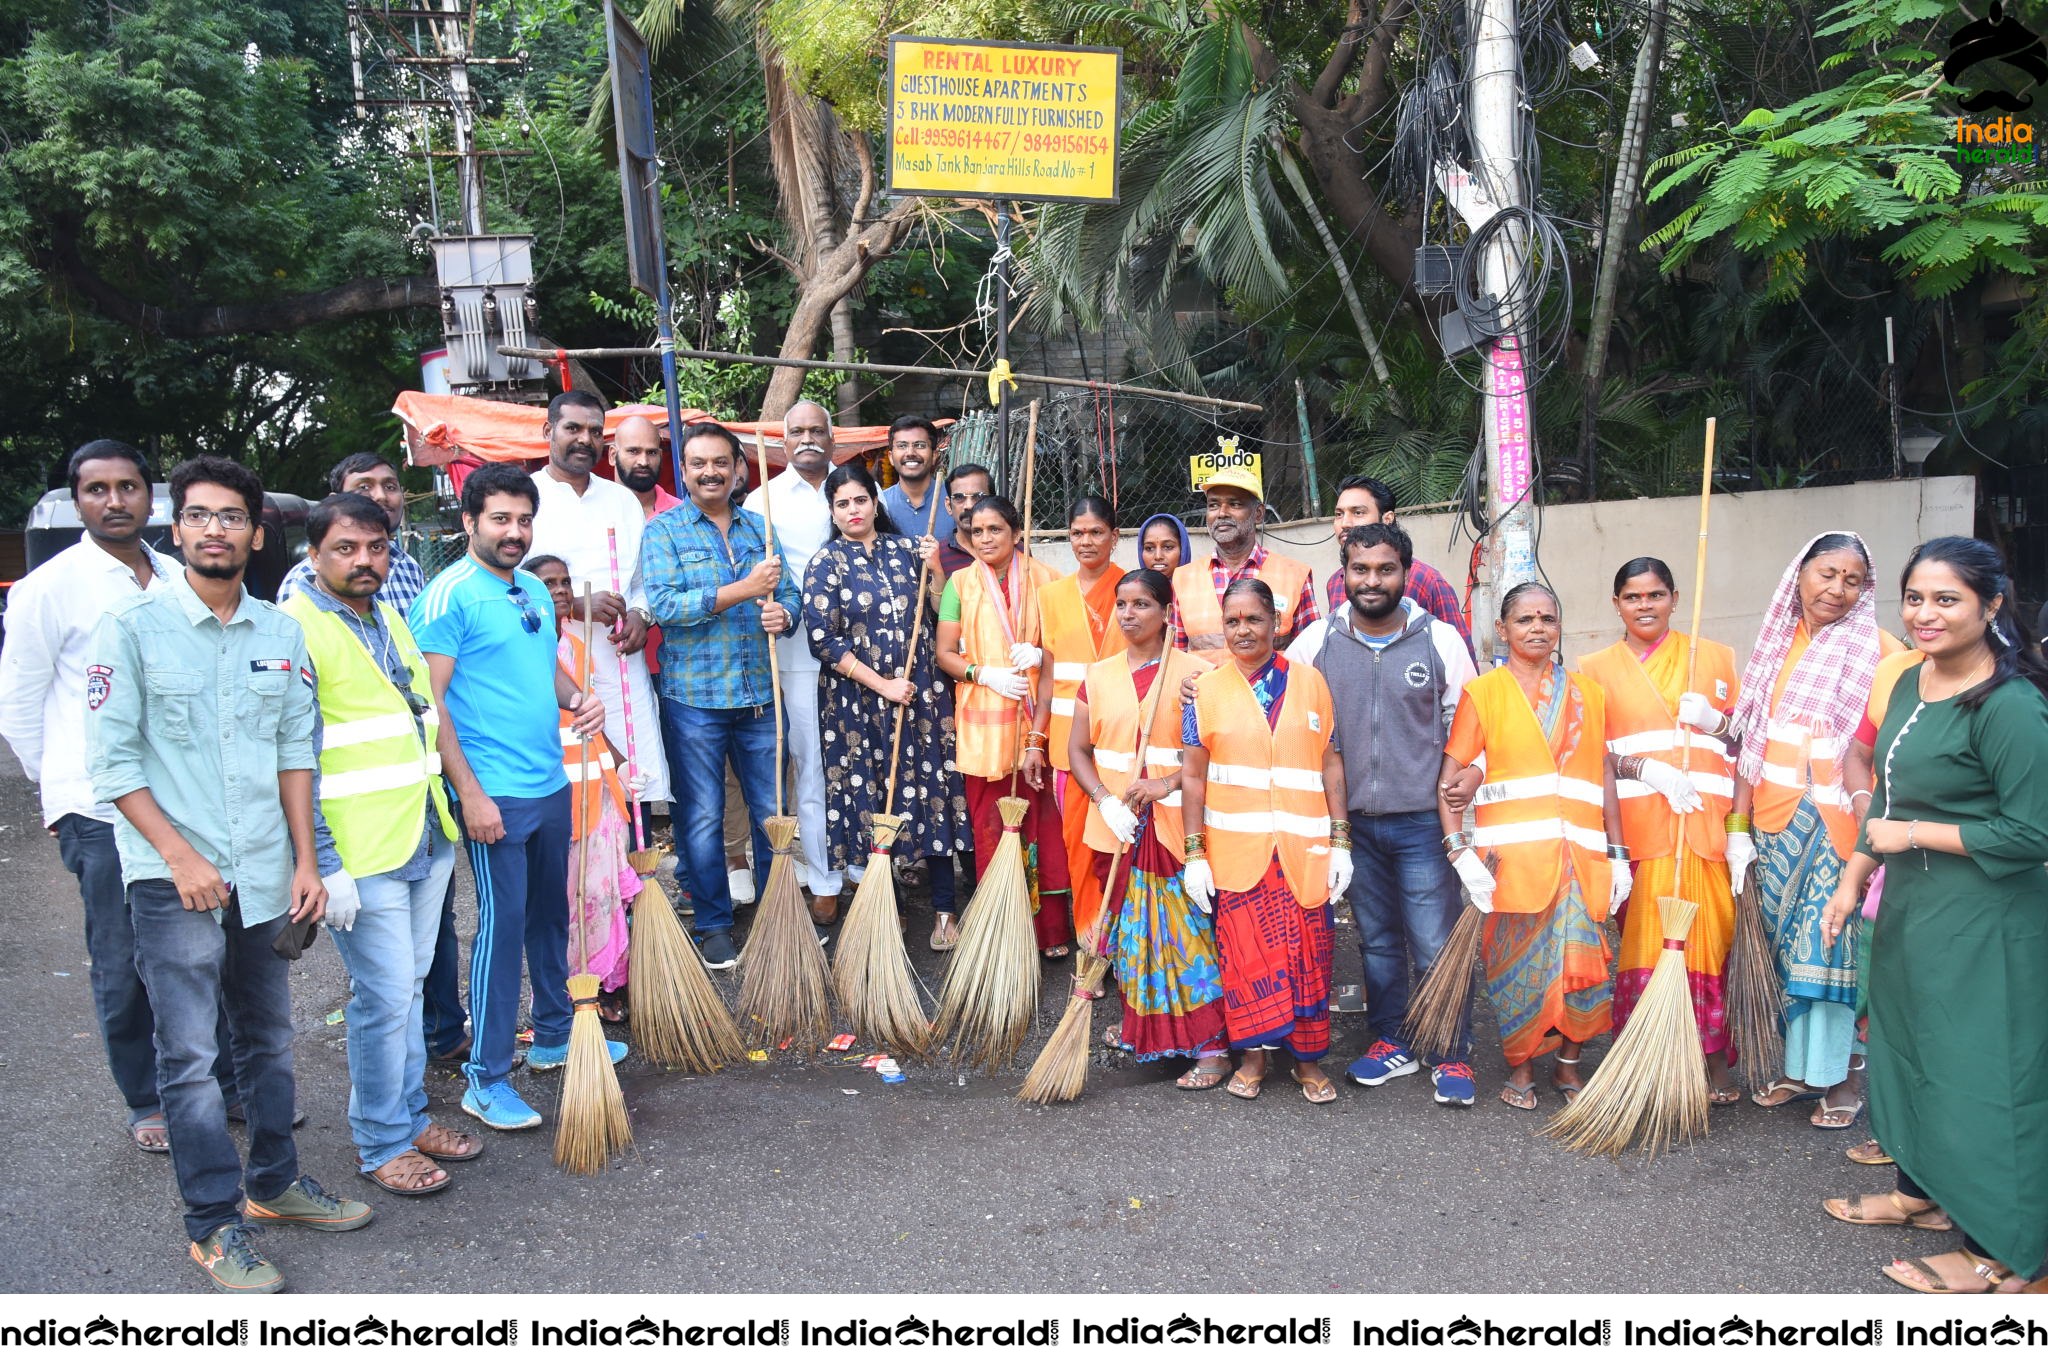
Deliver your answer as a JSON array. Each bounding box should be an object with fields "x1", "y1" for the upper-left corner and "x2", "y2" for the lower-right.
[
  {"x1": 639, "y1": 76, "x2": 687, "y2": 490},
  {"x1": 995, "y1": 204, "x2": 1013, "y2": 484},
  {"x1": 441, "y1": 0, "x2": 485, "y2": 235},
  {"x1": 1470, "y1": 0, "x2": 1534, "y2": 662},
  {"x1": 1885, "y1": 315, "x2": 1902, "y2": 480},
  {"x1": 1294, "y1": 378, "x2": 1322, "y2": 518}
]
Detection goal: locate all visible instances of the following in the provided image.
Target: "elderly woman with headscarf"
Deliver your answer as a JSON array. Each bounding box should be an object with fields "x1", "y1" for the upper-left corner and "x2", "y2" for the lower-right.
[{"x1": 1729, "y1": 532, "x2": 1904, "y2": 1130}]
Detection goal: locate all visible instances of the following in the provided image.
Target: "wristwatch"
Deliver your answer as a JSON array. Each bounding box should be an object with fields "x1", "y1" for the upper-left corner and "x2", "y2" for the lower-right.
[{"x1": 631, "y1": 606, "x2": 655, "y2": 628}]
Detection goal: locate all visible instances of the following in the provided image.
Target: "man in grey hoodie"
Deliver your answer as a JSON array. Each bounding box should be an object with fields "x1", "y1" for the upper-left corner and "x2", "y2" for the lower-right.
[{"x1": 1288, "y1": 524, "x2": 1479, "y2": 1104}]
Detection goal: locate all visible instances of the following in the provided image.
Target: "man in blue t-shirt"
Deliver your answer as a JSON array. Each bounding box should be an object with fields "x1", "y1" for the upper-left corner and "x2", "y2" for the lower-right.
[{"x1": 409, "y1": 463, "x2": 613, "y2": 1132}]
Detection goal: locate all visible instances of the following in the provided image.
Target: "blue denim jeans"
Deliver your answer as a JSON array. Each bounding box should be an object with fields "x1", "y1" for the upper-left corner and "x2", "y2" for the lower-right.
[
  {"x1": 1346, "y1": 808, "x2": 1471, "y2": 1063},
  {"x1": 329, "y1": 842, "x2": 457, "y2": 1169},
  {"x1": 57, "y1": 815, "x2": 238, "y2": 1123},
  {"x1": 663, "y1": 701, "x2": 778, "y2": 936},
  {"x1": 420, "y1": 860, "x2": 466, "y2": 1056},
  {"x1": 462, "y1": 786, "x2": 572, "y2": 1092},
  {"x1": 127, "y1": 881, "x2": 298, "y2": 1243}
]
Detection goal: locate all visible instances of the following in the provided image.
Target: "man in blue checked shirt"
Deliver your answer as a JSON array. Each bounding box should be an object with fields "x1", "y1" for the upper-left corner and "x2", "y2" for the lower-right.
[{"x1": 643, "y1": 420, "x2": 802, "y2": 970}]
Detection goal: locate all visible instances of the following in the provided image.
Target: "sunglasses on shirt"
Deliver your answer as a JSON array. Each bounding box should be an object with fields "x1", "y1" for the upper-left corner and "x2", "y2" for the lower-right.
[{"x1": 506, "y1": 584, "x2": 542, "y2": 635}]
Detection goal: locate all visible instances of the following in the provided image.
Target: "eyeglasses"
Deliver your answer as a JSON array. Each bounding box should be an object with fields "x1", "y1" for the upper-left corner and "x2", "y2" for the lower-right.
[
  {"x1": 177, "y1": 506, "x2": 252, "y2": 531},
  {"x1": 505, "y1": 584, "x2": 542, "y2": 634}
]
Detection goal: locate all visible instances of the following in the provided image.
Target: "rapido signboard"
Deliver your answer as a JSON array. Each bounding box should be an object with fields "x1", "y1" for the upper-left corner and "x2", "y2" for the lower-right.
[{"x1": 886, "y1": 36, "x2": 1121, "y2": 203}]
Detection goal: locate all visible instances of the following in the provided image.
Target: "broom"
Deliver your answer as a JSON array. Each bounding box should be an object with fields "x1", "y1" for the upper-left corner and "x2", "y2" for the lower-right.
[
  {"x1": 556, "y1": 584, "x2": 633, "y2": 1174},
  {"x1": 934, "y1": 400, "x2": 1046, "y2": 1070},
  {"x1": 829, "y1": 460, "x2": 948, "y2": 1057},
  {"x1": 1018, "y1": 645, "x2": 1177, "y2": 1104},
  {"x1": 607, "y1": 529, "x2": 746, "y2": 1072},
  {"x1": 735, "y1": 423, "x2": 835, "y2": 1049},
  {"x1": 1403, "y1": 874, "x2": 1489, "y2": 1063},
  {"x1": 1725, "y1": 880, "x2": 1784, "y2": 1090},
  {"x1": 1542, "y1": 417, "x2": 1721, "y2": 1157}
]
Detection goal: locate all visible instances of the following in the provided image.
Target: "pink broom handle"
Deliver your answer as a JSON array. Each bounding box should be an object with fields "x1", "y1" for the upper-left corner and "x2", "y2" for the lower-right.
[{"x1": 606, "y1": 526, "x2": 649, "y2": 851}]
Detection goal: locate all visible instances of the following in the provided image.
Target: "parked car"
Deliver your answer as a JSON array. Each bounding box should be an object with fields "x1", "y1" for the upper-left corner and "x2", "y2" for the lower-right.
[{"x1": 24, "y1": 485, "x2": 310, "y2": 601}]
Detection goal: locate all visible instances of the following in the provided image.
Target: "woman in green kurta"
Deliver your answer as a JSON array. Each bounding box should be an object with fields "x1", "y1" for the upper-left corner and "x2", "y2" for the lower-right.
[{"x1": 1819, "y1": 537, "x2": 2048, "y2": 1292}]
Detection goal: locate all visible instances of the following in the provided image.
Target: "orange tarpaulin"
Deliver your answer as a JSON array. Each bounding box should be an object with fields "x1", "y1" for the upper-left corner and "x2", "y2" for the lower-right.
[{"x1": 392, "y1": 392, "x2": 935, "y2": 494}]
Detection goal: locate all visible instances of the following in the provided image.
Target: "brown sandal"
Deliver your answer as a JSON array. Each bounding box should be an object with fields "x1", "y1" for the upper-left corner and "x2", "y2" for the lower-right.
[
  {"x1": 1291, "y1": 1067, "x2": 1338, "y2": 1105},
  {"x1": 1176, "y1": 1059, "x2": 1231, "y2": 1091},
  {"x1": 415, "y1": 1120, "x2": 486, "y2": 1163},
  {"x1": 929, "y1": 913, "x2": 960, "y2": 952},
  {"x1": 364, "y1": 1149, "x2": 451, "y2": 1197},
  {"x1": 1882, "y1": 1252, "x2": 2020, "y2": 1293},
  {"x1": 1846, "y1": 1138, "x2": 1895, "y2": 1166},
  {"x1": 1822, "y1": 1191, "x2": 1954, "y2": 1230}
]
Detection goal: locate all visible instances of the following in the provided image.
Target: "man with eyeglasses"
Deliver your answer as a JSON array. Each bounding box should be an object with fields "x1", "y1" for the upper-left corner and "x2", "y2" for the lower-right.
[
  {"x1": 87, "y1": 456, "x2": 366, "y2": 1293},
  {"x1": 878, "y1": 415, "x2": 953, "y2": 547},
  {"x1": 929, "y1": 462, "x2": 994, "y2": 583},
  {"x1": 408, "y1": 463, "x2": 610, "y2": 1133}
]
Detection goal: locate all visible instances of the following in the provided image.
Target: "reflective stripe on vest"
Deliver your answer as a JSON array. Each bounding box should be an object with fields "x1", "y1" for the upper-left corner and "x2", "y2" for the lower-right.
[
  {"x1": 1041, "y1": 575, "x2": 1123, "y2": 771},
  {"x1": 1579, "y1": 636, "x2": 1737, "y2": 862},
  {"x1": 1081, "y1": 649, "x2": 1209, "y2": 856},
  {"x1": 951, "y1": 560, "x2": 1051, "y2": 778}
]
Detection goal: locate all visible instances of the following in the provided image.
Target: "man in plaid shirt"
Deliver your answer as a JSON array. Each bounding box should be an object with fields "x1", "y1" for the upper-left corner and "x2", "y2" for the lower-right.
[
  {"x1": 1322, "y1": 475, "x2": 1475, "y2": 663},
  {"x1": 277, "y1": 453, "x2": 426, "y2": 611},
  {"x1": 643, "y1": 421, "x2": 802, "y2": 970}
]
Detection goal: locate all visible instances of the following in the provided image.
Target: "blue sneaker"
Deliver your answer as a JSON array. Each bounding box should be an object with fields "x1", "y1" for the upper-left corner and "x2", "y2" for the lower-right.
[
  {"x1": 460, "y1": 1080, "x2": 543, "y2": 1131},
  {"x1": 1432, "y1": 1061, "x2": 1477, "y2": 1106},
  {"x1": 525, "y1": 1038, "x2": 629, "y2": 1072},
  {"x1": 1346, "y1": 1037, "x2": 1419, "y2": 1086}
]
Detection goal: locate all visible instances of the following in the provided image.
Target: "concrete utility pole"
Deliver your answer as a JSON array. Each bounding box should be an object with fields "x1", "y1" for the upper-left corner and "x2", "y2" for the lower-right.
[
  {"x1": 438, "y1": 0, "x2": 486, "y2": 235},
  {"x1": 1468, "y1": 0, "x2": 1537, "y2": 659}
]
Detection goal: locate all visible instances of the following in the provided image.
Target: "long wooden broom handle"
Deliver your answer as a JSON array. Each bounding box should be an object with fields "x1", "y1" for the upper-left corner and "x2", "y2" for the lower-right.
[
  {"x1": 1082, "y1": 644, "x2": 1177, "y2": 960},
  {"x1": 1007, "y1": 399, "x2": 1042, "y2": 801},
  {"x1": 756, "y1": 428, "x2": 787, "y2": 817},
  {"x1": 1671, "y1": 416, "x2": 1717, "y2": 893},
  {"x1": 573, "y1": 582, "x2": 595, "y2": 978},
  {"x1": 880, "y1": 456, "x2": 949, "y2": 818},
  {"x1": 605, "y1": 527, "x2": 647, "y2": 852}
]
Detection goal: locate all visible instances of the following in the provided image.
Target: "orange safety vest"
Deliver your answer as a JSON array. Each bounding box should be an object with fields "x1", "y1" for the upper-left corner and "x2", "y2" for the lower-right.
[
  {"x1": 1172, "y1": 552, "x2": 1313, "y2": 663},
  {"x1": 1041, "y1": 571, "x2": 1127, "y2": 772},
  {"x1": 950, "y1": 556, "x2": 1057, "y2": 779},
  {"x1": 1751, "y1": 628, "x2": 1902, "y2": 856},
  {"x1": 1192, "y1": 660, "x2": 1335, "y2": 903},
  {"x1": 559, "y1": 635, "x2": 627, "y2": 842},
  {"x1": 1578, "y1": 633, "x2": 1738, "y2": 863},
  {"x1": 1081, "y1": 648, "x2": 1212, "y2": 858},
  {"x1": 1451, "y1": 668, "x2": 1612, "y2": 916}
]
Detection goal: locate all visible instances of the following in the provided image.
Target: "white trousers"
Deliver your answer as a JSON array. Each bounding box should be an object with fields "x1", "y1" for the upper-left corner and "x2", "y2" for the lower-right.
[
  {"x1": 575, "y1": 625, "x2": 672, "y2": 802},
  {"x1": 779, "y1": 669, "x2": 840, "y2": 896}
]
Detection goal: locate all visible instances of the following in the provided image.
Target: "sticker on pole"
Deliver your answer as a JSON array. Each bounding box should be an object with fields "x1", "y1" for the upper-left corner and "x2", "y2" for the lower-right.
[
  {"x1": 1189, "y1": 437, "x2": 1262, "y2": 501},
  {"x1": 886, "y1": 36, "x2": 1121, "y2": 204}
]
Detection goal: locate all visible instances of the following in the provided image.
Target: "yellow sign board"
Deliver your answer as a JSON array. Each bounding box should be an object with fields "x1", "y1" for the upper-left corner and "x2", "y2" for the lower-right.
[
  {"x1": 886, "y1": 36, "x2": 1120, "y2": 204},
  {"x1": 1189, "y1": 437, "x2": 1262, "y2": 500}
]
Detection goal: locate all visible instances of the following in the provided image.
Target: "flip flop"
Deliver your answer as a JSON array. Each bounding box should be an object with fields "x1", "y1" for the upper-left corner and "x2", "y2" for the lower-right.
[
  {"x1": 1812, "y1": 1098, "x2": 1865, "y2": 1129},
  {"x1": 1709, "y1": 1085, "x2": 1744, "y2": 1107},
  {"x1": 1499, "y1": 1080, "x2": 1539, "y2": 1110},
  {"x1": 130, "y1": 1113, "x2": 170, "y2": 1154},
  {"x1": 1821, "y1": 1192, "x2": 1954, "y2": 1230},
  {"x1": 929, "y1": 914, "x2": 960, "y2": 952},
  {"x1": 1175, "y1": 1060, "x2": 1231, "y2": 1092},
  {"x1": 1225, "y1": 1067, "x2": 1263, "y2": 1100},
  {"x1": 1291, "y1": 1068, "x2": 1338, "y2": 1104},
  {"x1": 1846, "y1": 1139, "x2": 1896, "y2": 1166},
  {"x1": 1751, "y1": 1078, "x2": 1822, "y2": 1108}
]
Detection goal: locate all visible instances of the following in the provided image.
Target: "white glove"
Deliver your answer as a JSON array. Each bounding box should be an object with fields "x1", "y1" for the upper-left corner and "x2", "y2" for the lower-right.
[
  {"x1": 1636, "y1": 757, "x2": 1704, "y2": 814},
  {"x1": 1609, "y1": 857, "x2": 1633, "y2": 916},
  {"x1": 322, "y1": 870, "x2": 361, "y2": 932},
  {"x1": 975, "y1": 665, "x2": 1028, "y2": 700},
  {"x1": 1452, "y1": 849, "x2": 1495, "y2": 914},
  {"x1": 1181, "y1": 856, "x2": 1215, "y2": 914},
  {"x1": 1097, "y1": 796, "x2": 1140, "y2": 846},
  {"x1": 625, "y1": 767, "x2": 650, "y2": 798},
  {"x1": 1327, "y1": 846, "x2": 1352, "y2": 900},
  {"x1": 1725, "y1": 830, "x2": 1756, "y2": 895},
  {"x1": 1677, "y1": 692, "x2": 1723, "y2": 736},
  {"x1": 1008, "y1": 642, "x2": 1044, "y2": 670}
]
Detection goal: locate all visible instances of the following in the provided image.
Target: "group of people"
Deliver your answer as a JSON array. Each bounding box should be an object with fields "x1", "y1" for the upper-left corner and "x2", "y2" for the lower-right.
[{"x1": 6, "y1": 403, "x2": 2046, "y2": 1298}]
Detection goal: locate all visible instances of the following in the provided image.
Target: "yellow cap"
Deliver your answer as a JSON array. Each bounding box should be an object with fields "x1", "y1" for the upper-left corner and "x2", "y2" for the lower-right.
[{"x1": 1189, "y1": 437, "x2": 1263, "y2": 502}]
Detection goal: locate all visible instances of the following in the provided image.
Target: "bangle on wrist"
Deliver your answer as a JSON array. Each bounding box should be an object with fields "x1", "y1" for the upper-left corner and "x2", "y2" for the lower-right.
[
  {"x1": 1724, "y1": 813, "x2": 1752, "y2": 834},
  {"x1": 1607, "y1": 843, "x2": 1631, "y2": 861},
  {"x1": 965, "y1": 664, "x2": 977, "y2": 683},
  {"x1": 1849, "y1": 789, "x2": 1873, "y2": 805},
  {"x1": 1907, "y1": 820, "x2": 1920, "y2": 849}
]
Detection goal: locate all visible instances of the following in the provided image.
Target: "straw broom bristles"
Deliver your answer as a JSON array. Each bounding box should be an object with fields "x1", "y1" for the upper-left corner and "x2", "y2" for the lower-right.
[
  {"x1": 1017, "y1": 852, "x2": 1120, "y2": 1105},
  {"x1": 1405, "y1": 891, "x2": 1486, "y2": 1061},
  {"x1": 832, "y1": 813, "x2": 931, "y2": 1057},
  {"x1": 736, "y1": 814, "x2": 835, "y2": 1048},
  {"x1": 1541, "y1": 895, "x2": 1710, "y2": 1157},
  {"x1": 626, "y1": 845, "x2": 746, "y2": 1071},
  {"x1": 933, "y1": 795, "x2": 1042, "y2": 1070},
  {"x1": 555, "y1": 587, "x2": 631, "y2": 1174},
  {"x1": 1725, "y1": 878, "x2": 1784, "y2": 1089}
]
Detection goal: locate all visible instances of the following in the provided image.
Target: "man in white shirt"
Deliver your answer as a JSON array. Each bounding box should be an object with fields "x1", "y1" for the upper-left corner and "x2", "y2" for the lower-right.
[
  {"x1": 743, "y1": 399, "x2": 839, "y2": 922},
  {"x1": 527, "y1": 390, "x2": 672, "y2": 804},
  {"x1": 0, "y1": 439, "x2": 222, "y2": 1153}
]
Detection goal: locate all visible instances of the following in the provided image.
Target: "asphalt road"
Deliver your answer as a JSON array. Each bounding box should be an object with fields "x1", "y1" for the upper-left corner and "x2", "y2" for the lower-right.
[{"x1": 0, "y1": 767, "x2": 1930, "y2": 1296}]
